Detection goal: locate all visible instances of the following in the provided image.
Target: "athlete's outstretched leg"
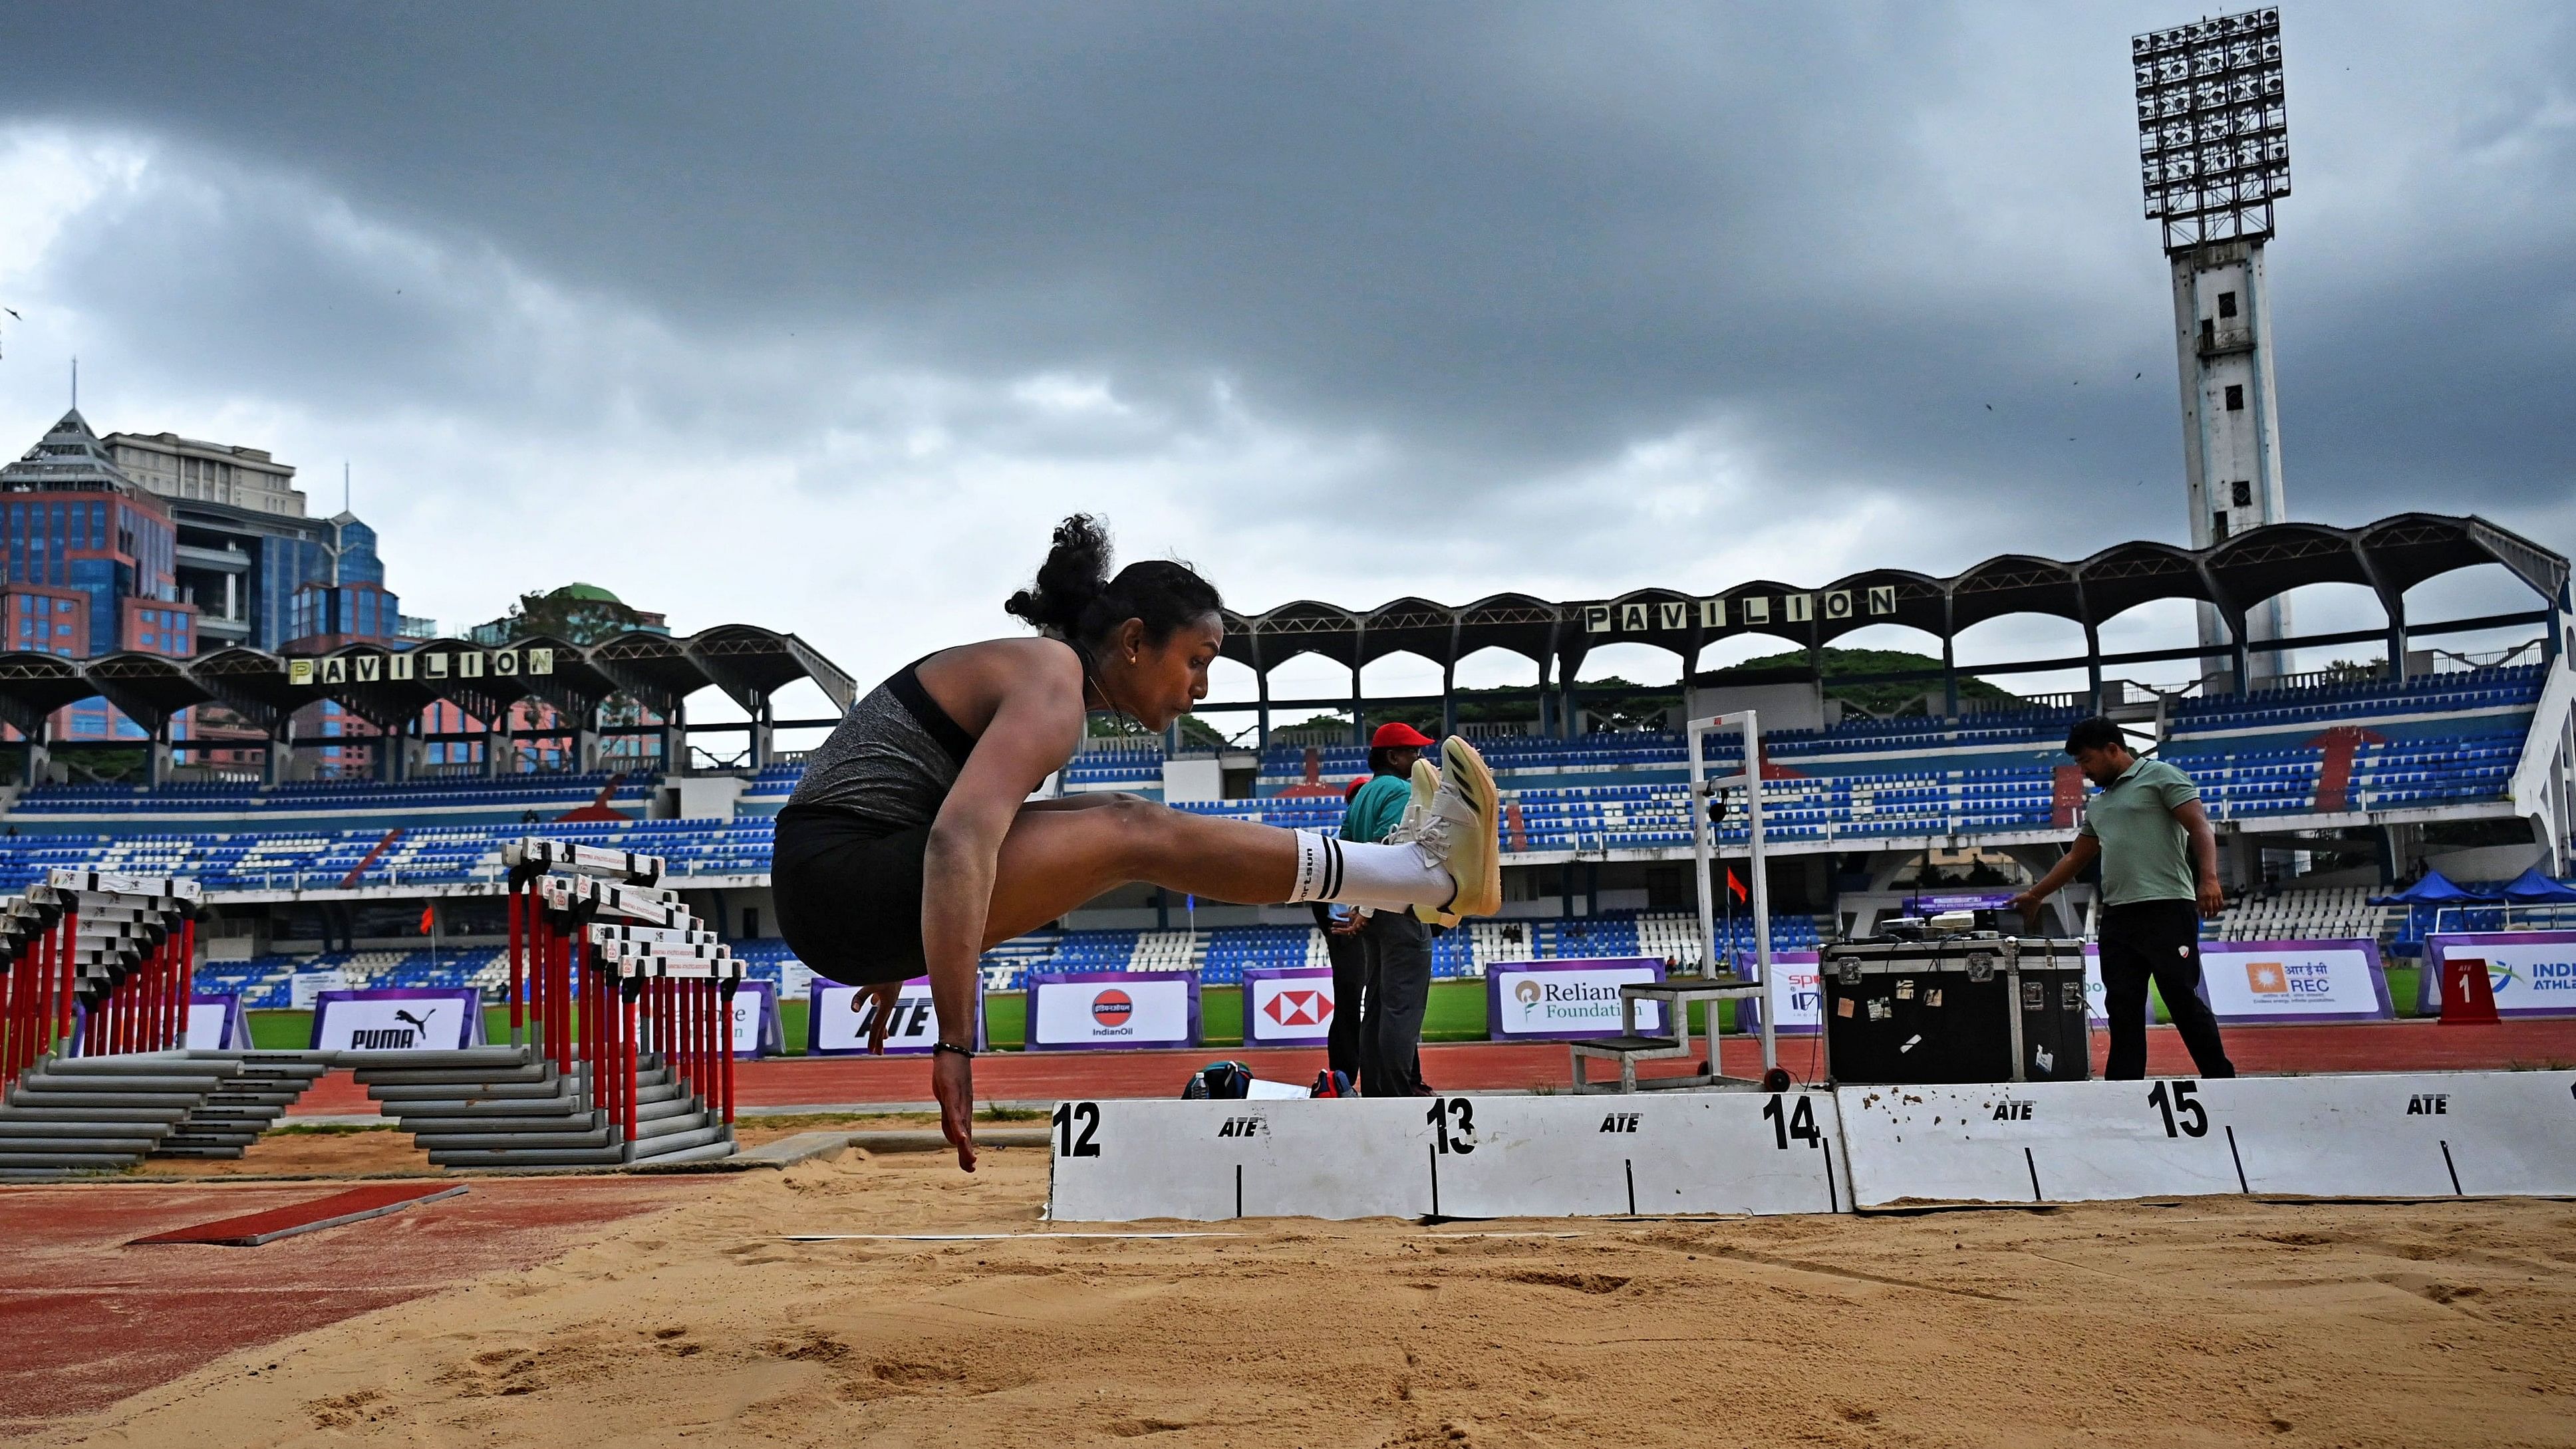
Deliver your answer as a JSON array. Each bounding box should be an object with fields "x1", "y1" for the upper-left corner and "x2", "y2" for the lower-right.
[{"x1": 976, "y1": 735, "x2": 1501, "y2": 944}]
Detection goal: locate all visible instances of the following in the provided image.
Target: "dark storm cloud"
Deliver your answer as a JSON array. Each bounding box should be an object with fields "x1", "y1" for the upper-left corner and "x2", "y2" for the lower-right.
[{"x1": 5, "y1": 1, "x2": 2571, "y2": 567}]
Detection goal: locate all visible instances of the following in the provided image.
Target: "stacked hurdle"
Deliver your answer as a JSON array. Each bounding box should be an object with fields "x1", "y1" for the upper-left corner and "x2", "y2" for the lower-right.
[
  {"x1": 55, "y1": 870, "x2": 202, "y2": 1059},
  {"x1": 0, "y1": 870, "x2": 325, "y2": 1173},
  {"x1": 355, "y1": 840, "x2": 736, "y2": 1168}
]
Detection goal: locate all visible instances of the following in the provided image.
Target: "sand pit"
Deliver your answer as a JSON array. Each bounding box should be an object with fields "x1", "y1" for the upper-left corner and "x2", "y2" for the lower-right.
[{"x1": 28, "y1": 1146, "x2": 2576, "y2": 1447}]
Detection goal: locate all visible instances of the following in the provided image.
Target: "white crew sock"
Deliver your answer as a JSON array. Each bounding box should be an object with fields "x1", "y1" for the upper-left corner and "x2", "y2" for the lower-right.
[{"x1": 1285, "y1": 829, "x2": 1455, "y2": 913}]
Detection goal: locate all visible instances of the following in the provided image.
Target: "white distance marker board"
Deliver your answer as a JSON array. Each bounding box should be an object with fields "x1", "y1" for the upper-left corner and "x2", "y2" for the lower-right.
[
  {"x1": 1836, "y1": 1071, "x2": 2576, "y2": 1210},
  {"x1": 1048, "y1": 1099, "x2": 1435, "y2": 1222},
  {"x1": 1045, "y1": 1092, "x2": 1848, "y2": 1222},
  {"x1": 1422, "y1": 1091, "x2": 1846, "y2": 1219}
]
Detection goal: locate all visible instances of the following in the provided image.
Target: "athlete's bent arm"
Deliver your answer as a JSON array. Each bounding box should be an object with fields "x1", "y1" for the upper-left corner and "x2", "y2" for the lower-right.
[{"x1": 917, "y1": 650, "x2": 1087, "y2": 1169}]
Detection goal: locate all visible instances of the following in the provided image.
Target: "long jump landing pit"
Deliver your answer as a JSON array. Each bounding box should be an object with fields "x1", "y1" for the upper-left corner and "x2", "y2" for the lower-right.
[{"x1": 16, "y1": 1146, "x2": 2576, "y2": 1448}]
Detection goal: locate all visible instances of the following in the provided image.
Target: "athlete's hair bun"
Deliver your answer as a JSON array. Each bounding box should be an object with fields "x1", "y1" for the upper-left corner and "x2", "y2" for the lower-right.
[
  {"x1": 1006, "y1": 514, "x2": 1224, "y2": 648},
  {"x1": 1005, "y1": 514, "x2": 1113, "y2": 637}
]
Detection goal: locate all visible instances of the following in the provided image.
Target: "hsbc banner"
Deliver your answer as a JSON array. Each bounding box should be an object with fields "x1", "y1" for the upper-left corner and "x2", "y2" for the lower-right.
[
  {"x1": 807, "y1": 976, "x2": 988, "y2": 1056},
  {"x1": 2422, "y1": 932, "x2": 2576, "y2": 1017},
  {"x1": 2191, "y1": 939, "x2": 2392, "y2": 1024},
  {"x1": 1026, "y1": 970, "x2": 1201, "y2": 1051},
  {"x1": 309, "y1": 988, "x2": 485, "y2": 1053},
  {"x1": 731, "y1": 980, "x2": 786, "y2": 1057},
  {"x1": 186, "y1": 993, "x2": 251, "y2": 1050},
  {"x1": 1242, "y1": 967, "x2": 1338, "y2": 1047},
  {"x1": 1485, "y1": 958, "x2": 1665, "y2": 1041}
]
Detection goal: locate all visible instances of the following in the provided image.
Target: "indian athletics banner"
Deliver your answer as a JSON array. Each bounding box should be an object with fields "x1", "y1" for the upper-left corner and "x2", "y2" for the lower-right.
[
  {"x1": 807, "y1": 976, "x2": 988, "y2": 1056},
  {"x1": 1025, "y1": 970, "x2": 1200, "y2": 1051},
  {"x1": 1242, "y1": 966, "x2": 1338, "y2": 1047},
  {"x1": 2423, "y1": 932, "x2": 2576, "y2": 1017},
  {"x1": 309, "y1": 988, "x2": 486, "y2": 1052},
  {"x1": 1733, "y1": 951, "x2": 1821, "y2": 1035},
  {"x1": 1485, "y1": 957, "x2": 1666, "y2": 1041}
]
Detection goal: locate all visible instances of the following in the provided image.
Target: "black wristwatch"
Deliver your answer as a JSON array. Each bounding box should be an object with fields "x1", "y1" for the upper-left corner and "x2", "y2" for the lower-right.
[{"x1": 932, "y1": 1041, "x2": 975, "y2": 1061}]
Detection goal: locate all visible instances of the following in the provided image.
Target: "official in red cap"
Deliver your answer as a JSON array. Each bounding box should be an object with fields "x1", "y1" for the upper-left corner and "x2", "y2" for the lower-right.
[{"x1": 1340, "y1": 721, "x2": 1439, "y2": 1095}]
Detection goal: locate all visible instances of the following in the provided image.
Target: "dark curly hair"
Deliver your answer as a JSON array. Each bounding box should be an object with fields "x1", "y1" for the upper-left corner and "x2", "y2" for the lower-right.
[{"x1": 1005, "y1": 514, "x2": 1223, "y2": 648}]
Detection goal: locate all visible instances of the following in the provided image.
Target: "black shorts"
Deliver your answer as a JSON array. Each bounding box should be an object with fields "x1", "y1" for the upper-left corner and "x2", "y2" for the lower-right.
[{"x1": 770, "y1": 805, "x2": 931, "y2": 988}]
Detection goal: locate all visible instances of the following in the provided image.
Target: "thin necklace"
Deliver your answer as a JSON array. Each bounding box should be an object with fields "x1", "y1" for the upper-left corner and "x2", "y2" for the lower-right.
[{"x1": 1069, "y1": 638, "x2": 1145, "y2": 736}]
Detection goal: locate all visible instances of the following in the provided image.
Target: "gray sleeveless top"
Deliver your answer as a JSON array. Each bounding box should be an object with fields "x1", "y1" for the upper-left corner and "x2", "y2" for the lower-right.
[{"x1": 786, "y1": 656, "x2": 978, "y2": 836}]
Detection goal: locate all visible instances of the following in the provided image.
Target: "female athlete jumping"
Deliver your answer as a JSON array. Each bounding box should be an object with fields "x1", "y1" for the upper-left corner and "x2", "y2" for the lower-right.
[{"x1": 772, "y1": 515, "x2": 1501, "y2": 1169}]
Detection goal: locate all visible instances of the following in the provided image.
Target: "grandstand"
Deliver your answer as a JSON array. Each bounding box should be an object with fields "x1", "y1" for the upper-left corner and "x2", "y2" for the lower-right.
[{"x1": 0, "y1": 511, "x2": 2566, "y2": 1006}]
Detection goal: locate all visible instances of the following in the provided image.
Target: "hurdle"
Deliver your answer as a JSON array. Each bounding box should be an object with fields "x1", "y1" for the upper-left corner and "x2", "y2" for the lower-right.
[
  {"x1": 1568, "y1": 709, "x2": 1779, "y2": 1093},
  {"x1": 358, "y1": 839, "x2": 735, "y2": 1168},
  {"x1": 0, "y1": 871, "x2": 328, "y2": 1172}
]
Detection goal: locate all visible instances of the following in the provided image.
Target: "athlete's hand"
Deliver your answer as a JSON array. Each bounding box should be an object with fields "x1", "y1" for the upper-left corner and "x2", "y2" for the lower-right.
[
  {"x1": 861, "y1": 981, "x2": 904, "y2": 1053},
  {"x1": 932, "y1": 1049, "x2": 977, "y2": 1172},
  {"x1": 2198, "y1": 875, "x2": 2227, "y2": 920}
]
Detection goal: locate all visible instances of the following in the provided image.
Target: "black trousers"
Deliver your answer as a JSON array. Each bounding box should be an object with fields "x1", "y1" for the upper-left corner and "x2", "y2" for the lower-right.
[
  {"x1": 2098, "y1": 899, "x2": 2237, "y2": 1081},
  {"x1": 1310, "y1": 904, "x2": 1368, "y2": 1083},
  {"x1": 1358, "y1": 909, "x2": 1433, "y2": 1097}
]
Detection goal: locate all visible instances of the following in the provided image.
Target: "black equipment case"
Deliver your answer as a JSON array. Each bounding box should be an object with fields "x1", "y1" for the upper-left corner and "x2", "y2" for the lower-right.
[{"x1": 1819, "y1": 935, "x2": 2090, "y2": 1085}]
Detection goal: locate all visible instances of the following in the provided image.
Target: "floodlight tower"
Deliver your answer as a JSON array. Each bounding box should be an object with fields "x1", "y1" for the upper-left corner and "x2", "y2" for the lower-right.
[{"x1": 2135, "y1": 7, "x2": 2293, "y2": 688}]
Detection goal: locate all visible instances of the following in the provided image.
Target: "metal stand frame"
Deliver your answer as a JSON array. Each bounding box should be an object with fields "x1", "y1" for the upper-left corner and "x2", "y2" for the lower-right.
[{"x1": 1567, "y1": 710, "x2": 1777, "y2": 1093}]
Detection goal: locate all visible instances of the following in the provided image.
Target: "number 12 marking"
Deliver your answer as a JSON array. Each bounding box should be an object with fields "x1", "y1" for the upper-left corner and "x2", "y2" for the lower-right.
[{"x1": 1051, "y1": 1101, "x2": 1101, "y2": 1157}]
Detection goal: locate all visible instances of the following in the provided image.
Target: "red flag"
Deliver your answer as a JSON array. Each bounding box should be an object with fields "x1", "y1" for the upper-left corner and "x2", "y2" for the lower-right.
[
  {"x1": 1725, "y1": 868, "x2": 1748, "y2": 903},
  {"x1": 419, "y1": 905, "x2": 436, "y2": 935}
]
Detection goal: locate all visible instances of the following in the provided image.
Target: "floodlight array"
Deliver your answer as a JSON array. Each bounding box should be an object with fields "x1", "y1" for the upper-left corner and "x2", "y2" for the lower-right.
[{"x1": 2134, "y1": 7, "x2": 2289, "y2": 252}]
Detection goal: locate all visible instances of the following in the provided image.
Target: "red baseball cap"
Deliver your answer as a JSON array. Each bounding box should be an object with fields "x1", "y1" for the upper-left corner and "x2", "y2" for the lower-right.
[{"x1": 1369, "y1": 722, "x2": 1435, "y2": 749}]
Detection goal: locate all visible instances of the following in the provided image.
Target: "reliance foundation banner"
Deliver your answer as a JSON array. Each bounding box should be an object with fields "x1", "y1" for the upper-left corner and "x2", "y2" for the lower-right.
[
  {"x1": 309, "y1": 989, "x2": 486, "y2": 1053},
  {"x1": 2190, "y1": 939, "x2": 2392, "y2": 1025},
  {"x1": 1486, "y1": 958, "x2": 1666, "y2": 1041},
  {"x1": 1242, "y1": 966, "x2": 1338, "y2": 1048},
  {"x1": 807, "y1": 976, "x2": 988, "y2": 1056},
  {"x1": 2423, "y1": 932, "x2": 2576, "y2": 1017},
  {"x1": 1026, "y1": 970, "x2": 1200, "y2": 1051}
]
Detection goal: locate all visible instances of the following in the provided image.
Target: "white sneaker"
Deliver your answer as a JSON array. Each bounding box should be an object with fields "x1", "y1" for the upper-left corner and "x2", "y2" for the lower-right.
[
  {"x1": 1385, "y1": 758, "x2": 1439, "y2": 845},
  {"x1": 1409, "y1": 737, "x2": 1501, "y2": 926}
]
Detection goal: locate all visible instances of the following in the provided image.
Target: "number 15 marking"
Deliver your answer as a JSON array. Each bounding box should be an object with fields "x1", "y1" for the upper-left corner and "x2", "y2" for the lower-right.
[{"x1": 2147, "y1": 1080, "x2": 2208, "y2": 1138}]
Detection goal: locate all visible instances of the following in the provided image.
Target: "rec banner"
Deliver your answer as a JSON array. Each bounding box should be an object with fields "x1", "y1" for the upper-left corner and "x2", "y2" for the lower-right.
[
  {"x1": 2188, "y1": 939, "x2": 2392, "y2": 1023},
  {"x1": 1485, "y1": 958, "x2": 1665, "y2": 1041},
  {"x1": 731, "y1": 980, "x2": 786, "y2": 1057},
  {"x1": 2422, "y1": 932, "x2": 2576, "y2": 1017},
  {"x1": 309, "y1": 988, "x2": 485, "y2": 1053},
  {"x1": 807, "y1": 976, "x2": 988, "y2": 1056},
  {"x1": 1025, "y1": 970, "x2": 1200, "y2": 1051},
  {"x1": 1242, "y1": 966, "x2": 1337, "y2": 1047}
]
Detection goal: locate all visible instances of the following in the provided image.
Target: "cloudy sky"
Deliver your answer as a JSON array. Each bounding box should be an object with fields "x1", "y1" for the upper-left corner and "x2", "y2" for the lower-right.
[{"x1": 1, "y1": 3, "x2": 2569, "y2": 720}]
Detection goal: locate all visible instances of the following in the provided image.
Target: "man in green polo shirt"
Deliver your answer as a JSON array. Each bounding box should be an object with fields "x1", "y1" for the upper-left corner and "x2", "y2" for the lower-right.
[{"x1": 2013, "y1": 716, "x2": 2235, "y2": 1080}]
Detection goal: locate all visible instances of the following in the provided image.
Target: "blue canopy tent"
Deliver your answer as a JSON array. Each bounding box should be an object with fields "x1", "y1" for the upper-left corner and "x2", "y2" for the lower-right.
[
  {"x1": 2499, "y1": 866, "x2": 2576, "y2": 904},
  {"x1": 2370, "y1": 870, "x2": 2490, "y2": 906}
]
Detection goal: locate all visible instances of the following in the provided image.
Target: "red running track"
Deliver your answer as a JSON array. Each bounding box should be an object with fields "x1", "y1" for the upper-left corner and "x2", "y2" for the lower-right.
[
  {"x1": 0, "y1": 1177, "x2": 683, "y2": 1430},
  {"x1": 275, "y1": 1017, "x2": 2576, "y2": 1115}
]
